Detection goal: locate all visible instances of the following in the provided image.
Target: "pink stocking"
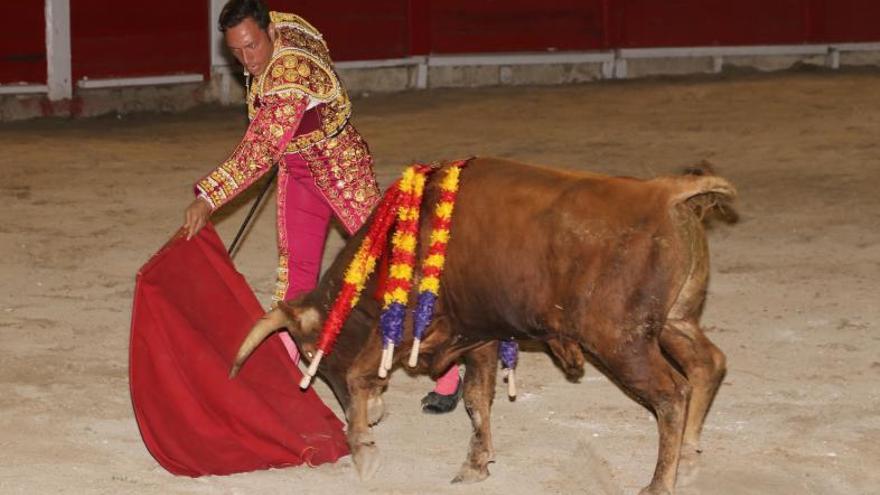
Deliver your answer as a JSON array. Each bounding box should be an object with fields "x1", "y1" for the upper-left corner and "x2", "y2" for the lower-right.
[{"x1": 433, "y1": 364, "x2": 461, "y2": 395}]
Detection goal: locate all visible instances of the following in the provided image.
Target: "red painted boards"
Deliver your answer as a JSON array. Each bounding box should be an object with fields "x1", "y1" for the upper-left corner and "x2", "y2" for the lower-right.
[
  {"x1": 70, "y1": 0, "x2": 210, "y2": 81},
  {"x1": 7, "y1": 1, "x2": 880, "y2": 88},
  {"x1": 429, "y1": 0, "x2": 606, "y2": 53},
  {"x1": 809, "y1": 0, "x2": 880, "y2": 43},
  {"x1": 264, "y1": 0, "x2": 410, "y2": 60},
  {"x1": 609, "y1": 0, "x2": 809, "y2": 48},
  {"x1": 0, "y1": 3, "x2": 46, "y2": 84},
  {"x1": 607, "y1": 0, "x2": 880, "y2": 48}
]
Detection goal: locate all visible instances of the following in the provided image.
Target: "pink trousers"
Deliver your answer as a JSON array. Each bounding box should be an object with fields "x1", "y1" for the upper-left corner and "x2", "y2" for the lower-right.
[{"x1": 275, "y1": 154, "x2": 332, "y2": 364}]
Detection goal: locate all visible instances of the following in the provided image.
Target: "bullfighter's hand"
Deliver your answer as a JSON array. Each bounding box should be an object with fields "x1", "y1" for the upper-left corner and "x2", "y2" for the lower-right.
[{"x1": 183, "y1": 198, "x2": 212, "y2": 240}]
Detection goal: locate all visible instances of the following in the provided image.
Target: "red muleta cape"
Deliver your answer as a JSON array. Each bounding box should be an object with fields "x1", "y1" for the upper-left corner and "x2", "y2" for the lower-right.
[{"x1": 129, "y1": 224, "x2": 348, "y2": 476}]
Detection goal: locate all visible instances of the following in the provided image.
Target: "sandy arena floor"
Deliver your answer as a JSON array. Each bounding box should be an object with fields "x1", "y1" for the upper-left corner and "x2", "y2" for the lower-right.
[{"x1": 1, "y1": 71, "x2": 879, "y2": 494}]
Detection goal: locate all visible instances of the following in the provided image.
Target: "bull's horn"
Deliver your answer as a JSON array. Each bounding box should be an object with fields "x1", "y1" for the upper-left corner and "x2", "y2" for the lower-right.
[{"x1": 229, "y1": 307, "x2": 289, "y2": 378}]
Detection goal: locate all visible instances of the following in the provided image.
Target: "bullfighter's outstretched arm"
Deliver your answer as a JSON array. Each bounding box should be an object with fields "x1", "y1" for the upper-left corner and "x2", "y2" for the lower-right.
[{"x1": 194, "y1": 91, "x2": 307, "y2": 210}]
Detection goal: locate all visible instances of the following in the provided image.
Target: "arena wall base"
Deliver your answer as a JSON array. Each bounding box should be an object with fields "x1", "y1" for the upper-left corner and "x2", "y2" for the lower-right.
[
  {"x1": 0, "y1": 83, "x2": 208, "y2": 121},
  {"x1": 2, "y1": 43, "x2": 879, "y2": 122}
]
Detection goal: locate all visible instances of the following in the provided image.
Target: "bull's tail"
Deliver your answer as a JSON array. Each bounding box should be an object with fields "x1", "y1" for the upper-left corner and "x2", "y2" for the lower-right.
[
  {"x1": 229, "y1": 307, "x2": 289, "y2": 378},
  {"x1": 668, "y1": 175, "x2": 737, "y2": 204},
  {"x1": 663, "y1": 166, "x2": 738, "y2": 222}
]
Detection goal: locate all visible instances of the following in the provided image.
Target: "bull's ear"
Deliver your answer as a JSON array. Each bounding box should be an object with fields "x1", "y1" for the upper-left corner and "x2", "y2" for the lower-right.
[{"x1": 278, "y1": 300, "x2": 322, "y2": 336}]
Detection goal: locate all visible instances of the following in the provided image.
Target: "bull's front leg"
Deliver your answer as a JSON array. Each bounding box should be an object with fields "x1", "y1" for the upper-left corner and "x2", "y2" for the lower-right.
[
  {"x1": 345, "y1": 356, "x2": 387, "y2": 480},
  {"x1": 452, "y1": 341, "x2": 498, "y2": 484}
]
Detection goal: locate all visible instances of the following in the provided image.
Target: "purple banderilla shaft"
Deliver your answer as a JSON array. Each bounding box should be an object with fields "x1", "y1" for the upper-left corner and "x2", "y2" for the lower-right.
[
  {"x1": 413, "y1": 291, "x2": 437, "y2": 340},
  {"x1": 379, "y1": 302, "x2": 407, "y2": 346}
]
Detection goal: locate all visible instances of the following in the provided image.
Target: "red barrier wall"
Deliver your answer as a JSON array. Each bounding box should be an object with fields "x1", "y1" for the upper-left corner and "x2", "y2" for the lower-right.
[
  {"x1": 810, "y1": 0, "x2": 880, "y2": 43},
  {"x1": 608, "y1": 0, "x2": 880, "y2": 48},
  {"x1": 0, "y1": 3, "x2": 46, "y2": 85},
  {"x1": 429, "y1": 0, "x2": 607, "y2": 53},
  {"x1": 70, "y1": 0, "x2": 210, "y2": 81},
  {"x1": 609, "y1": 0, "x2": 809, "y2": 48},
  {"x1": 268, "y1": 0, "x2": 880, "y2": 57},
  {"x1": 7, "y1": 1, "x2": 880, "y2": 89},
  {"x1": 264, "y1": 0, "x2": 411, "y2": 61}
]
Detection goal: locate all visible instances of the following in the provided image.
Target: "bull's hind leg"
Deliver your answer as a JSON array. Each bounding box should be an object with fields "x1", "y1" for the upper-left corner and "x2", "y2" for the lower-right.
[
  {"x1": 659, "y1": 319, "x2": 726, "y2": 454},
  {"x1": 452, "y1": 341, "x2": 498, "y2": 484},
  {"x1": 593, "y1": 334, "x2": 691, "y2": 495},
  {"x1": 662, "y1": 207, "x2": 726, "y2": 458}
]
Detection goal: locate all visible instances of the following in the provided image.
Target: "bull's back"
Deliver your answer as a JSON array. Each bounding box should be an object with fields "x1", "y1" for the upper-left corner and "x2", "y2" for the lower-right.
[{"x1": 432, "y1": 158, "x2": 709, "y2": 338}]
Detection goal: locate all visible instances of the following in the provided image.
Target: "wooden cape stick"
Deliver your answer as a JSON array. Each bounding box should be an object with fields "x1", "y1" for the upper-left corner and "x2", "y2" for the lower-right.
[{"x1": 228, "y1": 164, "x2": 279, "y2": 256}]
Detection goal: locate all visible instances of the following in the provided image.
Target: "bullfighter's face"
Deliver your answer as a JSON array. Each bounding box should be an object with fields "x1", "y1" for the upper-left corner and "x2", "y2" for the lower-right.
[{"x1": 224, "y1": 17, "x2": 277, "y2": 78}]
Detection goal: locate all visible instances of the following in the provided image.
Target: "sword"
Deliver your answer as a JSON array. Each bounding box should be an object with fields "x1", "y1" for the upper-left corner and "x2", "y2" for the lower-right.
[{"x1": 228, "y1": 164, "x2": 278, "y2": 257}]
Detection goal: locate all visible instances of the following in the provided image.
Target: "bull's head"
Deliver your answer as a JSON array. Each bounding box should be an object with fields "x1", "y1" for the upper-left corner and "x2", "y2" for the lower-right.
[{"x1": 228, "y1": 298, "x2": 324, "y2": 378}]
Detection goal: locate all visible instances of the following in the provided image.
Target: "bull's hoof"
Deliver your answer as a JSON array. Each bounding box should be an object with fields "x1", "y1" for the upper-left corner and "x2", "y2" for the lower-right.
[
  {"x1": 451, "y1": 463, "x2": 490, "y2": 484},
  {"x1": 352, "y1": 442, "x2": 380, "y2": 480},
  {"x1": 638, "y1": 484, "x2": 672, "y2": 495},
  {"x1": 366, "y1": 396, "x2": 386, "y2": 426},
  {"x1": 677, "y1": 447, "x2": 702, "y2": 486},
  {"x1": 350, "y1": 433, "x2": 381, "y2": 481}
]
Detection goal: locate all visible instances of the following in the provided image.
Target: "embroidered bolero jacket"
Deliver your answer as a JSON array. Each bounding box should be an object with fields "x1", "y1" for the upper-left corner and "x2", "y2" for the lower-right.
[{"x1": 195, "y1": 12, "x2": 379, "y2": 234}]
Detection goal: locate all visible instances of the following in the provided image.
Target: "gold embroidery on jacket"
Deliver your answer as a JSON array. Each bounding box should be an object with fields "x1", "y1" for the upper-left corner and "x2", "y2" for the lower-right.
[
  {"x1": 256, "y1": 12, "x2": 352, "y2": 153},
  {"x1": 196, "y1": 93, "x2": 307, "y2": 208},
  {"x1": 269, "y1": 11, "x2": 322, "y2": 39},
  {"x1": 260, "y1": 51, "x2": 338, "y2": 101},
  {"x1": 197, "y1": 12, "x2": 371, "y2": 225}
]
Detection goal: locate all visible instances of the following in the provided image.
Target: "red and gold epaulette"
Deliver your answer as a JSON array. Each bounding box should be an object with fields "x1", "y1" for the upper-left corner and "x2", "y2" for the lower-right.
[
  {"x1": 258, "y1": 49, "x2": 339, "y2": 102},
  {"x1": 269, "y1": 11, "x2": 322, "y2": 39}
]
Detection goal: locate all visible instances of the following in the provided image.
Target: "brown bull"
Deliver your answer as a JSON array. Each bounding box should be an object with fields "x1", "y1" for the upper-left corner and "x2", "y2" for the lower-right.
[{"x1": 231, "y1": 157, "x2": 735, "y2": 495}]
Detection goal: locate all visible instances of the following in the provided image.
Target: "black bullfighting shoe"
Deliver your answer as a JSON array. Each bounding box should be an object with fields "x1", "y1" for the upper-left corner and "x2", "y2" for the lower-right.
[{"x1": 420, "y1": 377, "x2": 463, "y2": 414}]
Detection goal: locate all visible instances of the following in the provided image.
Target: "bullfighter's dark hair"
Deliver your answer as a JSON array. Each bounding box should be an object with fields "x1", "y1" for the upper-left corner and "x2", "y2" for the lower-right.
[{"x1": 219, "y1": 0, "x2": 270, "y2": 32}]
